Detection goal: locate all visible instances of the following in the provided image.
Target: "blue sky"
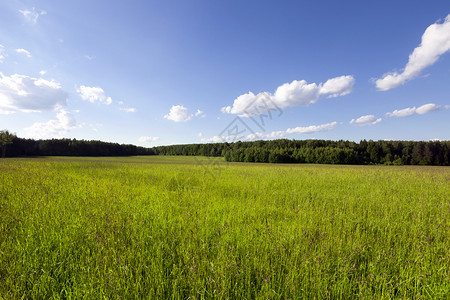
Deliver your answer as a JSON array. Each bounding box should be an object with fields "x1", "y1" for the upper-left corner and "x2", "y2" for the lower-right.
[{"x1": 0, "y1": 0, "x2": 449, "y2": 146}]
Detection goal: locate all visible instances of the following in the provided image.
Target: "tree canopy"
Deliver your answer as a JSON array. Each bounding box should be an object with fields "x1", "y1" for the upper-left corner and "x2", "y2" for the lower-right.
[{"x1": 0, "y1": 130, "x2": 17, "y2": 157}]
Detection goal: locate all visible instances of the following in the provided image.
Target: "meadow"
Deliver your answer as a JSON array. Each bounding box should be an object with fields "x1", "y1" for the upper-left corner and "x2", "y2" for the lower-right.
[{"x1": 0, "y1": 156, "x2": 448, "y2": 299}]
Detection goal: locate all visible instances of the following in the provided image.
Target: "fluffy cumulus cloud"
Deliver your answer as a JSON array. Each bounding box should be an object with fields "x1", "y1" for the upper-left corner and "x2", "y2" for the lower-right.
[
  {"x1": 138, "y1": 136, "x2": 160, "y2": 143},
  {"x1": 376, "y1": 15, "x2": 450, "y2": 91},
  {"x1": 0, "y1": 73, "x2": 67, "y2": 113},
  {"x1": 201, "y1": 121, "x2": 339, "y2": 142},
  {"x1": 19, "y1": 8, "x2": 47, "y2": 23},
  {"x1": 77, "y1": 85, "x2": 112, "y2": 105},
  {"x1": 16, "y1": 48, "x2": 32, "y2": 58},
  {"x1": 350, "y1": 115, "x2": 382, "y2": 126},
  {"x1": 24, "y1": 110, "x2": 79, "y2": 139},
  {"x1": 164, "y1": 105, "x2": 204, "y2": 122},
  {"x1": 164, "y1": 105, "x2": 192, "y2": 122},
  {"x1": 386, "y1": 103, "x2": 440, "y2": 117},
  {"x1": 221, "y1": 75, "x2": 354, "y2": 116}
]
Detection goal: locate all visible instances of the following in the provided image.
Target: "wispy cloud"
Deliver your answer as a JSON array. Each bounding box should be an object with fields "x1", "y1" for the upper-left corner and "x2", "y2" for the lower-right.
[
  {"x1": 246, "y1": 121, "x2": 339, "y2": 140},
  {"x1": 138, "y1": 136, "x2": 160, "y2": 143},
  {"x1": 195, "y1": 109, "x2": 206, "y2": 118},
  {"x1": 386, "y1": 103, "x2": 440, "y2": 117},
  {"x1": 77, "y1": 85, "x2": 112, "y2": 105},
  {"x1": 0, "y1": 44, "x2": 6, "y2": 63},
  {"x1": 350, "y1": 115, "x2": 382, "y2": 126},
  {"x1": 19, "y1": 8, "x2": 47, "y2": 24},
  {"x1": 15, "y1": 48, "x2": 32, "y2": 58},
  {"x1": 120, "y1": 107, "x2": 136, "y2": 113},
  {"x1": 222, "y1": 75, "x2": 354, "y2": 116},
  {"x1": 375, "y1": 14, "x2": 450, "y2": 91},
  {"x1": 201, "y1": 121, "x2": 339, "y2": 142}
]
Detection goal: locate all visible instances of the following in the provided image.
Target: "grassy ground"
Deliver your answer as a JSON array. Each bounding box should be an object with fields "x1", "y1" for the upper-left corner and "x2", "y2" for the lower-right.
[{"x1": 1, "y1": 156, "x2": 449, "y2": 299}]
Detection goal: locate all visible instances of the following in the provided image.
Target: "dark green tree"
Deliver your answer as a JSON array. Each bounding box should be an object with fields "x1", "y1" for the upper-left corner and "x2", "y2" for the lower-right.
[{"x1": 0, "y1": 130, "x2": 17, "y2": 157}]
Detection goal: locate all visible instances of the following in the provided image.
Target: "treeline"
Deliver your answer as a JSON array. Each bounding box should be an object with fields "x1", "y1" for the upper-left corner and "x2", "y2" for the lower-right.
[
  {"x1": 2, "y1": 135, "x2": 449, "y2": 165},
  {"x1": 154, "y1": 139, "x2": 450, "y2": 166},
  {"x1": 4, "y1": 137, "x2": 155, "y2": 157}
]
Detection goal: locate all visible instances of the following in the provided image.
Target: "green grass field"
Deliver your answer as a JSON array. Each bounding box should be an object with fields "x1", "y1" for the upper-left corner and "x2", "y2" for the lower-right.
[{"x1": 1, "y1": 156, "x2": 449, "y2": 299}]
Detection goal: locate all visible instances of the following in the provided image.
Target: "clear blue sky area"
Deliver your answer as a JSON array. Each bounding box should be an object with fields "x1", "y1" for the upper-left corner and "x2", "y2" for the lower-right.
[{"x1": 1, "y1": 0, "x2": 449, "y2": 146}]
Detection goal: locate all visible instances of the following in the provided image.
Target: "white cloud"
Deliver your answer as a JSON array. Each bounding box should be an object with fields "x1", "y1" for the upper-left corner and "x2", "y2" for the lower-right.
[
  {"x1": 138, "y1": 136, "x2": 160, "y2": 143},
  {"x1": 19, "y1": 8, "x2": 47, "y2": 24},
  {"x1": 286, "y1": 121, "x2": 339, "y2": 134},
  {"x1": 77, "y1": 85, "x2": 112, "y2": 105},
  {"x1": 39, "y1": 70, "x2": 47, "y2": 76},
  {"x1": 247, "y1": 121, "x2": 339, "y2": 140},
  {"x1": 16, "y1": 48, "x2": 32, "y2": 58},
  {"x1": 385, "y1": 107, "x2": 416, "y2": 117},
  {"x1": 164, "y1": 105, "x2": 203, "y2": 122},
  {"x1": 350, "y1": 115, "x2": 382, "y2": 126},
  {"x1": 0, "y1": 44, "x2": 5, "y2": 63},
  {"x1": 0, "y1": 109, "x2": 15, "y2": 115},
  {"x1": 202, "y1": 121, "x2": 339, "y2": 142},
  {"x1": 201, "y1": 135, "x2": 238, "y2": 143},
  {"x1": 84, "y1": 55, "x2": 94, "y2": 60},
  {"x1": 415, "y1": 103, "x2": 440, "y2": 114},
  {"x1": 386, "y1": 103, "x2": 440, "y2": 117},
  {"x1": 222, "y1": 75, "x2": 354, "y2": 116},
  {"x1": 0, "y1": 73, "x2": 67, "y2": 113},
  {"x1": 195, "y1": 109, "x2": 206, "y2": 118},
  {"x1": 375, "y1": 15, "x2": 450, "y2": 91},
  {"x1": 319, "y1": 76, "x2": 354, "y2": 98},
  {"x1": 164, "y1": 105, "x2": 192, "y2": 122},
  {"x1": 120, "y1": 107, "x2": 136, "y2": 113},
  {"x1": 24, "y1": 110, "x2": 79, "y2": 139}
]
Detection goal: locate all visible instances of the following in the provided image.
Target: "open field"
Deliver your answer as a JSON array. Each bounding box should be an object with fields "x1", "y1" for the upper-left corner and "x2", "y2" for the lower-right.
[{"x1": 0, "y1": 156, "x2": 449, "y2": 298}]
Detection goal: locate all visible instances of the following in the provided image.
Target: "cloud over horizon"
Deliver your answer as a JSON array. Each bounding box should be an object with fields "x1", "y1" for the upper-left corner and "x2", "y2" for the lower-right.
[
  {"x1": 24, "y1": 109, "x2": 79, "y2": 138},
  {"x1": 0, "y1": 73, "x2": 67, "y2": 113},
  {"x1": 222, "y1": 75, "x2": 355, "y2": 116},
  {"x1": 201, "y1": 121, "x2": 339, "y2": 142},
  {"x1": 375, "y1": 14, "x2": 450, "y2": 91},
  {"x1": 138, "y1": 136, "x2": 160, "y2": 143}
]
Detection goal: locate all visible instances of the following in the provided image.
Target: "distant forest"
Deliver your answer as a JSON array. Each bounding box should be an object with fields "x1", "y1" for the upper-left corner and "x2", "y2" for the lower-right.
[
  {"x1": 2, "y1": 136, "x2": 449, "y2": 166},
  {"x1": 3, "y1": 137, "x2": 155, "y2": 157},
  {"x1": 153, "y1": 139, "x2": 450, "y2": 166}
]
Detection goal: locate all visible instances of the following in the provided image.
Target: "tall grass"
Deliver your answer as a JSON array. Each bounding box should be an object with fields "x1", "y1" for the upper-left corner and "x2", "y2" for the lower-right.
[{"x1": 1, "y1": 156, "x2": 449, "y2": 298}]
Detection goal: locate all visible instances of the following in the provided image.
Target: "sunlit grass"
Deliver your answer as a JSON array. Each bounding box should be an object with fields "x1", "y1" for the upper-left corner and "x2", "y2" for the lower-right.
[{"x1": 1, "y1": 156, "x2": 448, "y2": 298}]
